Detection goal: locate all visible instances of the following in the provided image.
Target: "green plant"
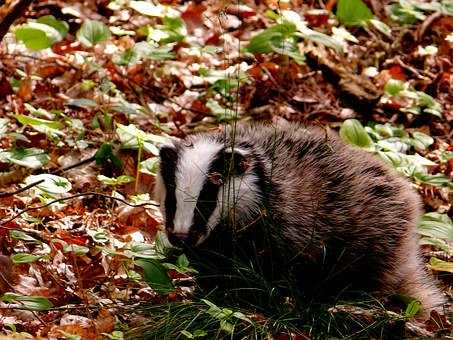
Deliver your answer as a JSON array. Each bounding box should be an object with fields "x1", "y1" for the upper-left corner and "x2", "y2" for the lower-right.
[
  {"x1": 14, "y1": 15, "x2": 68, "y2": 50},
  {"x1": 340, "y1": 120, "x2": 452, "y2": 188}
]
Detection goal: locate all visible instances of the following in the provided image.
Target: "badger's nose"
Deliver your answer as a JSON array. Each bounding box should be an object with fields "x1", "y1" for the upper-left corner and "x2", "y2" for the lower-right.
[{"x1": 167, "y1": 232, "x2": 190, "y2": 246}]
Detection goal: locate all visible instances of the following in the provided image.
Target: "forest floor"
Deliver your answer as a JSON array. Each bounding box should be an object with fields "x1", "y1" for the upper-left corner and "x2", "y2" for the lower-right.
[{"x1": 0, "y1": 0, "x2": 452, "y2": 338}]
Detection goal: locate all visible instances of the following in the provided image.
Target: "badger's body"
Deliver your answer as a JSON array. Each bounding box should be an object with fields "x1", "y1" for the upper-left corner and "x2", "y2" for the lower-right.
[{"x1": 155, "y1": 122, "x2": 444, "y2": 313}]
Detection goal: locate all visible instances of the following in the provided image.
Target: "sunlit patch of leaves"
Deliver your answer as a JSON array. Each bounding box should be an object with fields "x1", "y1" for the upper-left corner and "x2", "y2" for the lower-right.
[
  {"x1": 389, "y1": 0, "x2": 453, "y2": 25},
  {"x1": 382, "y1": 79, "x2": 443, "y2": 117},
  {"x1": 340, "y1": 119, "x2": 452, "y2": 188}
]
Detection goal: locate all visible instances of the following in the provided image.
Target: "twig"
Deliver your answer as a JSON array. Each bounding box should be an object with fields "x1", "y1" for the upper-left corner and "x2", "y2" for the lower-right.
[
  {"x1": 0, "y1": 0, "x2": 34, "y2": 42},
  {"x1": 0, "y1": 155, "x2": 95, "y2": 198},
  {"x1": 0, "y1": 179, "x2": 44, "y2": 198},
  {"x1": 0, "y1": 192, "x2": 159, "y2": 228},
  {"x1": 52, "y1": 156, "x2": 96, "y2": 175},
  {"x1": 0, "y1": 272, "x2": 14, "y2": 291},
  {"x1": 417, "y1": 11, "x2": 442, "y2": 42},
  {"x1": 385, "y1": 56, "x2": 431, "y2": 80}
]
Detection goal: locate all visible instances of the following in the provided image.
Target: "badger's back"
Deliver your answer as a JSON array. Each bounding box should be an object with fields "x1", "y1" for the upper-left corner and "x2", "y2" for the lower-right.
[{"x1": 210, "y1": 123, "x2": 442, "y2": 309}]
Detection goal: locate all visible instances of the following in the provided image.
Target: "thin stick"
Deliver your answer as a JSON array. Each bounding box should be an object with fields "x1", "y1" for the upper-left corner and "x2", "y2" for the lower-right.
[
  {"x1": 52, "y1": 155, "x2": 96, "y2": 175},
  {"x1": 0, "y1": 155, "x2": 95, "y2": 198},
  {"x1": 0, "y1": 192, "x2": 159, "y2": 228},
  {"x1": 0, "y1": 179, "x2": 44, "y2": 198}
]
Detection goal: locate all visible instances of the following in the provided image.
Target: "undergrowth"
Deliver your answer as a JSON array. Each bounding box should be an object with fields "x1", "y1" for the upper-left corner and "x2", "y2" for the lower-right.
[{"x1": 127, "y1": 241, "x2": 414, "y2": 339}]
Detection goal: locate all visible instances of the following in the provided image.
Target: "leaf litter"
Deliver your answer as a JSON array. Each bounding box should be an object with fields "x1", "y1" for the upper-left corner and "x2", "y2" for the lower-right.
[{"x1": 0, "y1": 0, "x2": 452, "y2": 338}]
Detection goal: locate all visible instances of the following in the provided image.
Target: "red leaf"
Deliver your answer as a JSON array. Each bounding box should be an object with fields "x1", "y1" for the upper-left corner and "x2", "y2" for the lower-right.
[
  {"x1": 52, "y1": 40, "x2": 83, "y2": 55},
  {"x1": 226, "y1": 5, "x2": 256, "y2": 19},
  {"x1": 17, "y1": 78, "x2": 33, "y2": 101},
  {"x1": 205, "y1": 32, "x2": 220, "y2": 45},
  {"x1": 181, "y1": 2, "x2": 206, "y2": 32},
  {"x1": 0, "y1": 76, "x2": 13, "y2": 96},
  {"x1": 56, "y1": 231, "x2": 89, "y2": 246},
  {"x1": 388, "y1": 65, "x2": 406, "y2": 81},
  {"x1": 304, "y1": 11, "x2": 329, "y2": 27}
]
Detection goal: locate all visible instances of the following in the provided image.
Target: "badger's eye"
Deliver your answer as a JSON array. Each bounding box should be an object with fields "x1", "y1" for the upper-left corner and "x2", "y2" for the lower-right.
[{"x1": 208, "y1": 172, "x2": 223, "y2": 186}]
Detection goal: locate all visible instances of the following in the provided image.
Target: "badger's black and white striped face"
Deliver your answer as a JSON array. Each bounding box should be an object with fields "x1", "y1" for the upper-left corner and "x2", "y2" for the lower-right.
[{"x1": 155, "y1": 137, "x2": 262, "y2": 247}]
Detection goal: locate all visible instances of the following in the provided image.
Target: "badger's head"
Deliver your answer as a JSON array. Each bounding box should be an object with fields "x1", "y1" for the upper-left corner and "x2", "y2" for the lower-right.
[{"x1": 154, "y1": 135, "x2": 262, "y2": 248}]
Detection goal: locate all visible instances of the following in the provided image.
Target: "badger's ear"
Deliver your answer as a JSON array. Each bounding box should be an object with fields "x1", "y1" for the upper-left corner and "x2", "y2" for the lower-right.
[
  {"x1": 159, "y1": 143, "x2": 178, "y2": 162},
  {"x1": 159, "y1": 143, "x2": 179, "y2": 176},
  {"x1": 223, "y1": 147, "x2": 250, "y2": 176}
]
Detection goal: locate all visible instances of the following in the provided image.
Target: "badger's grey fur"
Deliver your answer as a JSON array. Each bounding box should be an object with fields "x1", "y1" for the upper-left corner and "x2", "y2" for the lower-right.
[{"x1": 154, "y1": 122, "x2": 444, "y2": 314}]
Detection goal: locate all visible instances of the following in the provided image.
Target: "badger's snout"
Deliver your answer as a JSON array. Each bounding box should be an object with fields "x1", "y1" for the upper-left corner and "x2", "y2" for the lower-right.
[
  {"x1": 167, "y1": 229, "x2": 210, "y2": 248},
  {"x1": 167, "y1": 232, "x2": 190, "y2": 246}
]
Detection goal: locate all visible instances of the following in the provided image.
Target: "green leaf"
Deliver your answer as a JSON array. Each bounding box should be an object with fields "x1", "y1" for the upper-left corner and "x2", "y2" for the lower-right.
[
  {"x1": 24, "y1": 174, "x2": 72, "y2": 194},
  {"x1": 67, "y1": 98, "x2": 98, "y2": 108},
  {"x1": 2, "y1": 293, "x2": 53, "y2": 311},
  {"x1": 104, "y1": 330, "x2": 125, "y2": 340},
  {"x1": 336, "y1": 0, "x2": 374, "y2": 26},
  {"x1": 413, "y1": 173, "x2": 452, "y2": 188},
  {"x1": 410, "y1": 131, "x2": 434, "y2": 150},
  {"x1": 24, "y1": 103, "x2": 54, "y2": 119},
  {"x1": 63, "y1": 244, "x2": 89, "y2": 255},
  {"x1": 220, "y1": 320, "x2": 234, "y2": 334},
  {"x1": 87, "y1": 229, "x2": 109, "y2": 244},
  {"x1": 139, "y1": 157, "x2": 159, "y2": 176},
  {"x1": 384, "y1": 79, "x2": 405, "y2": 96},
  {"x1": 180, "y1": 330, "x2": 207, "y2": 338},
  {"x1": 129, "y1": 193, "x2": 152, "y2": 205},
  {"x1": 15, "y1": 114, "x2": 64, "y2": 139},
  {"x1": 135, "y1": 259, "x2": 174, "y2": 294},
  {"x1": 36, "y1": 15, "x2": 69, "y2": 38},
  {"x1": 418, "y1": 213, "x2": 453, "y2": 240},
  {"x1": 417, "y1": 92, "x2": 442, "y2": 117},
  {"x1": 339, "y1": 119, "x2": 374, "y2": 148},
  {"x1": 427, "y1": 257, "x2": 453, "y2": 273},
  {"x1": 77, "y1": 20, "x2": 111, "y2": 47},
  {"x1": 11, "y1": 253, "x2": 41, "y2": 264},
  {"x1": 95, "y1": 143, "x2": 122, "y2": 169},
  {"x1": 0, "y1": 118, "x2": 9, "y2": 136},
  {"x1": 176, "y1": 254, "x2": 189, "y2": 268},
  {"x1": 206, "y1": 99, "x2": 238, "y2": 122},
  {"x1": 369, "y1": 19, "x2": 392, "y2": 37},
  {"x1": 302, "y1": 31, "x2": 343, "y2": 53},
  {"x1": 247, "y1": 22, "x2": 297, "y2": 54},
  {"x1": 15, "y1": 114, "x2": 63, "y2": 129},
  {"x1": 390, "y1": 2, "x2": 426, "y2": 25},
  {"x1": 151, "y1": 16, "x2": 187, "y2": 44},
  {"x1": 440, "y1": 151, "x2": 453, "y2": 162},
  {"x1": 404, "y1": 300, "x2": 421, "y2": 318},
  {"x1": 163, "y1": 253, "x2": 198, "y2": 274},
  {"x1": 0, "y1": 148, "x2": 50, "y2": 169},
  {"x1": 115, "y1": 42, "x2": 174, "y2": 65},
  {"x1": 97, "y1": 175, "x2": 135, "y2": 186},
  {"x1": 419, "y1": 237, "x2": 453, "y2": 253},
  {"x1": 10, "y1": 230, "x2": 40, "y2": 243},
  {"x1": 15, "y1": 22, "x2": 62, "y2": 50},
  {"x1": 125, "y1": 243, "x2": 162, "y2": 259},
  {"x1": 116, "y1": 123, "x2": 168, "y2": 154}
]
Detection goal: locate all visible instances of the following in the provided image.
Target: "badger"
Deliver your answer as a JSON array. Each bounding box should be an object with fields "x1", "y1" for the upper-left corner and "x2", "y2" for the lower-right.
[{"x1": 154, "y1": 122, "x2": 444, "y2": 314}]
